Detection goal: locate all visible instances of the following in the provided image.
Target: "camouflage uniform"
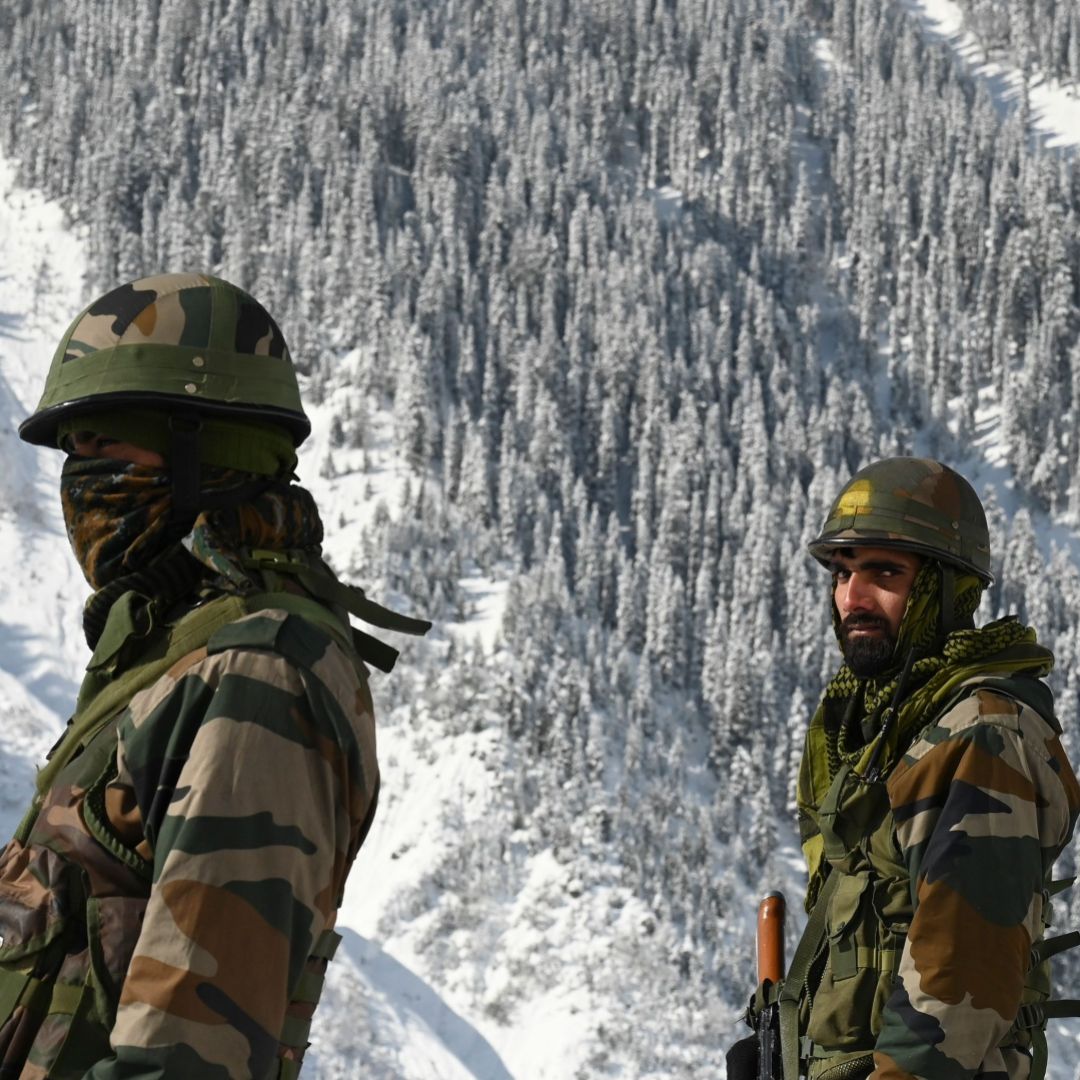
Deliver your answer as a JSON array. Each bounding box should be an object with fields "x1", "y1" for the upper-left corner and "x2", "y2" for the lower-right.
[
  {"x1": 1, "y1": 275, "x2": 426, "y2": 1078},
  {"x1": 789, "y1": 459, "x2": 1080, "y2": 1080},
  {"x1": 875, "y1": 684, "x2": 1080, "y2": 1080},
  {"x1": 0, "y1": 605, "x2": 377, "y2": 1079}
]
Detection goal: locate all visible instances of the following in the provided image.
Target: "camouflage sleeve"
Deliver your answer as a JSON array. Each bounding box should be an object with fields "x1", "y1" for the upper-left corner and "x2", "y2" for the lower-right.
[
  {"x1": 84, "y1": 612, "x2": 378, "y2": 1080},
  {"x1": 873, "y1": 689, "x2": 1080, "y2": 1080}
]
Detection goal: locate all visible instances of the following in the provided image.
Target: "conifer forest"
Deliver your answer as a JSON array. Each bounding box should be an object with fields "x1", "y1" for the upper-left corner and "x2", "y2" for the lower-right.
[{"x1": 2, "y1": 0, "x2": 1080, "y2": 1075}]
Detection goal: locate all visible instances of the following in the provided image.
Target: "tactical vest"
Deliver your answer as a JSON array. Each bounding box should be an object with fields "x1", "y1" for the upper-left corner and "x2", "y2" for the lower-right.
[
  {"x1": 0, "y1": 554, "x2": 428, "y2": 1079},
  {"x1": 778, "y1": 676, "x2": 1080, "y2": 1080}
]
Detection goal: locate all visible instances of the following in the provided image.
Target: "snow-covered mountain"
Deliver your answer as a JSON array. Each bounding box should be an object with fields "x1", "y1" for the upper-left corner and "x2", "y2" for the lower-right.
[{"x1": 2, "y1": 0, "x2": 1080, "y2": 1076}]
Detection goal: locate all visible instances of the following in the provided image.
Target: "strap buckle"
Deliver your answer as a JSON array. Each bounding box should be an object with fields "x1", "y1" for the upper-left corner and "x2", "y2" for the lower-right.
[{"x1": 1015, "y1": 1003, "x2": 1045, "y2": 1031}]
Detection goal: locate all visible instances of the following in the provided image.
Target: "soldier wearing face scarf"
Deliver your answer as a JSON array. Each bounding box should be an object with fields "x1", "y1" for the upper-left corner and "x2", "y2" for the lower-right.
[{"x1": 0, "y1": 273, "x2": 428, "y2": 1079}]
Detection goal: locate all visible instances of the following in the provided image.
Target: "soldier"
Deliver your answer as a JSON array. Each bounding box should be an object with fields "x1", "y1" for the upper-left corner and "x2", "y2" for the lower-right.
[
  {"x1": 0, "y1": 273, "x2": 428, "y2": 1078},
  {"x1": 746, "y1": 458, "x2": 1080, "y2": 1080}
]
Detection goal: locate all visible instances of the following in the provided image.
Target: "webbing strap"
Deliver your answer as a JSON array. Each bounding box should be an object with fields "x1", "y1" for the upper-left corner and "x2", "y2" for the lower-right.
[
  {"x1": 1014, "y1": 998, "x2": 1080, "y2": 1080},
  {"x1": 1030, "y1": 932, "x2": 1080, "y2": 967},
  {"x1": 168, "y1": 413, "x2": 203, "y2": 523},
  {"x1": 277, "y1": 1056, "x2": 303, "y2": 1080},
  {"x1": 291, "y1": 969, "x2": 325, "y2": 1006},
  {"x1": 280, "y1": 1012, "x2": 313, "y2": 1049},
  {"x1": 0, "y1": 974, "x2": 30, "y2": 1024},
  {"x1": 46, "y1": 980, "x2": 83, "y2": 1017},
  {"x1": 276, "y1": 930, "x2": 343, "y2": 1068},
  {"x1": 939, "y1": 566, "x2": 956, "y2": 638},
  {"x1": 779, "y1": 871, "x2": 842, "y2": 1080},
  {"x1": 34, "y1": 594, "x2": 250, "y2": 799},
  {"x1": 1015, "y1": 1000, "x2": 1080, "y2": 1028},
  {"x1": 853, "y1": 946, "x2": 900, "y2": 972},
  {"x1": 12, "y1": 973, "x2": 54, "y2": 1022},
  {"x1": 1030, "y1": 1027, "x2": 1048, "y2": 1080},
  {"x1": 311, "y1": 929, "x2": 342, "y2": 961},
  {"x1": 244, "y1": 551, "x2": 432, "y2": 637}
]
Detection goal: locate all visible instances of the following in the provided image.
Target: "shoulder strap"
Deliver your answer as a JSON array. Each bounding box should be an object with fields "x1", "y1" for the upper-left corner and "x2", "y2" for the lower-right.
[
  {"x1": 778, "y1": 869, "x2": 843, "y2": 1080},
  {"x1": 242, "y1": 549, "x2": 432, "y2": 673},
  {"x1": 243, "y1": 590, "x2": 399, "y2": 675},
  {"x1": 33, "y1": 594, "x2": 250, "y2": 802}
]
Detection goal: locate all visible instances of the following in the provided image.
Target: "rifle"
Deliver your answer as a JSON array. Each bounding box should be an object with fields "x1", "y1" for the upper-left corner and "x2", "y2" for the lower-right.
[{"x1": 755, "y1": 891, "x2": 786, "y2": 1080}]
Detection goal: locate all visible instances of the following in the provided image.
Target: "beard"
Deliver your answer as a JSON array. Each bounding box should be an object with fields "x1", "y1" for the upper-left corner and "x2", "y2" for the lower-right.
[{"x1": 840, "y1": 615, "x2": 897, "y2": 677}]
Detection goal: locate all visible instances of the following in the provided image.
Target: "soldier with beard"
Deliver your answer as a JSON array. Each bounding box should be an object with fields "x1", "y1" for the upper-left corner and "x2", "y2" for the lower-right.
[
  {"x1": 0, "y1": 273, "x2": 428, "y2": 1078},
  {"x1": 750, "y1": 459, "x2": 1080, "y2": 1080}
]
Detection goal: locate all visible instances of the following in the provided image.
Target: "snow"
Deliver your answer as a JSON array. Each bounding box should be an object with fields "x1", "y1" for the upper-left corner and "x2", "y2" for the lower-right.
[
  {"x1": 443, "y1": 575, "x2": 509, "y2": 652},
  {"x1": 0, "y1": 155, "x2": 91, "y2": 831},
  {"x1": 813, "y1": 37, "x2": 838, "y2": 74},
  {"x1": 300, "y1": 372, "x2": 508, "y2": 651},
  {"x1": 893, "y1": 0, "x2": 1080, "y2": 575},
  {"x1": 901, "y1": 0, "x2": 1080, "y2": 151}
]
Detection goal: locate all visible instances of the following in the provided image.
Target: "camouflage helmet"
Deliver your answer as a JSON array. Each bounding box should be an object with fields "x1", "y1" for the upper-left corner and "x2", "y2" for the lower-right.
[
  {"x1": 18, "y1": 272, "x2": 310, "y2": 449},
  {"x1": 808, "y1": 457, "x2": 993, "y2": 584}
]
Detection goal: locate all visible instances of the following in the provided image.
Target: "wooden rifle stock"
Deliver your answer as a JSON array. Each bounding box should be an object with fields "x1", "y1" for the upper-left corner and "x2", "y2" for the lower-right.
[
  {"x1": 757, "y1": 891, "x2": 786, "y2": 985},
  {"x1": 755, "y1": 891, "x2": 786, "y2": 1080}
]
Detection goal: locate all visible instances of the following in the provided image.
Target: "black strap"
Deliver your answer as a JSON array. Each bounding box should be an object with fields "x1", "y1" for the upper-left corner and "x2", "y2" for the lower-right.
[
  {"x1": 168, "y1": 414, "x2": 283, "y2": 527},
  {"x1": 1030, "y1": 931, "x2": 1080, "y2": 968},
  {"x1": 351, "y1": 628, "x2": 402, "y2": 674},
  {"x1": 939, "y1": 564, "x2": 956, "y2": 638},
  {"x1": 168, "y1": 413, "x2": 204, "y2": 523}
]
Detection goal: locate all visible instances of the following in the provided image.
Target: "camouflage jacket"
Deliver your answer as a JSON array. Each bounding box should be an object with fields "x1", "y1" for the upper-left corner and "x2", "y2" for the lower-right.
[
  {"x1": 0, "y1": 603, "x2": 378, "y2": 1079},
  {"x1": 799, "y1": 683, "x2": 1080, "y2": 1080},
  {"x1": 873, "y1": 684, "x2": 1079, "y2": 1080}
]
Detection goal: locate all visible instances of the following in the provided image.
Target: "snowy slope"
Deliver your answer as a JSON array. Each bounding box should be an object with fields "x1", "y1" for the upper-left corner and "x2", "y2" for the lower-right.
[
  {"x1": 901, "y1": 0, "x2": 1080, "y2": 151},
  {"x1": 891, "y1": 6, "x2": 1080, "y2": 1072},
  {"x1": 0, "y1": 157, "x2": 92, "y2": 834}
]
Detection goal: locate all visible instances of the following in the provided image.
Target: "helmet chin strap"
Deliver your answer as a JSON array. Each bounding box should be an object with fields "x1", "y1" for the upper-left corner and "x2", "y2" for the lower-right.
[
  {"x1": 167, "y1": 411, "x2": 282, "y2": 533},
  {"x1": 168, "y1": 413, "x2": 204, "y2": 525},
  {"x1": 939, "y1": 563, "x2": 956, "y2": 639}
]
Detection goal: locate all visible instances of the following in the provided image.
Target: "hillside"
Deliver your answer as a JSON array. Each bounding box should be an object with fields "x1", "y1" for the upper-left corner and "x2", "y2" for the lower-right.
[{"x1": 1, "y1": 0, "x2": 1079, "y2": 1076}]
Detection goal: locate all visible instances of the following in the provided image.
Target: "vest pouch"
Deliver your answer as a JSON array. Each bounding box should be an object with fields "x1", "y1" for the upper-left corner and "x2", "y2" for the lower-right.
[
  {"x1": 805, "y1": 870, "x2": 888, "y2": 1053},
  {"x1": 43, "y1": 895, "x2": 147, "y2": 1077},
  {"x1": 818, "y1": 764, "x2": 891, "y2": 873},
  {"x1": 0, "y1": 845, "x2": 85, "y2": 1073}
]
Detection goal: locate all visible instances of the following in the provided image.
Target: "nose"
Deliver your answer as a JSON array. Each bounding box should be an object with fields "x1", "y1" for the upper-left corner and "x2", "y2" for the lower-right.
[{"x1": 837, "y1": 572, "x2": 874, "y2": 617}]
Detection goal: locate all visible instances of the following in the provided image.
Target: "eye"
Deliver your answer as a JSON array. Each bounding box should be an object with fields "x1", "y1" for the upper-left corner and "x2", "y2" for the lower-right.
[{"x1": 61, "y1": 430, "x2": 99, "y2": 454}]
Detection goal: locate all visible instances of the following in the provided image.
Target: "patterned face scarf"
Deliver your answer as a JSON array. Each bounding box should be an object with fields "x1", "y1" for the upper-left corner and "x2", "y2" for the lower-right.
[
  {"x1": 61, "y1": 458, "x2": 176, "y2": 589},
  {"x1": 63, "y1": 456, "x2": 326, "y2": 650},
  {"x1": 185, "y1": 483, "x2": 324, "y2": 588}
]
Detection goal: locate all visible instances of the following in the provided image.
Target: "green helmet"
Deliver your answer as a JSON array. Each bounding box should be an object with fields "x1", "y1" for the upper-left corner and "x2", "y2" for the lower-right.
[
  {"x1": 19, "y1": 272, "x2": 310, "y2": 449},
  {"x1": 808, "y1": 457, "x2": 994, "y2": 585}
]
